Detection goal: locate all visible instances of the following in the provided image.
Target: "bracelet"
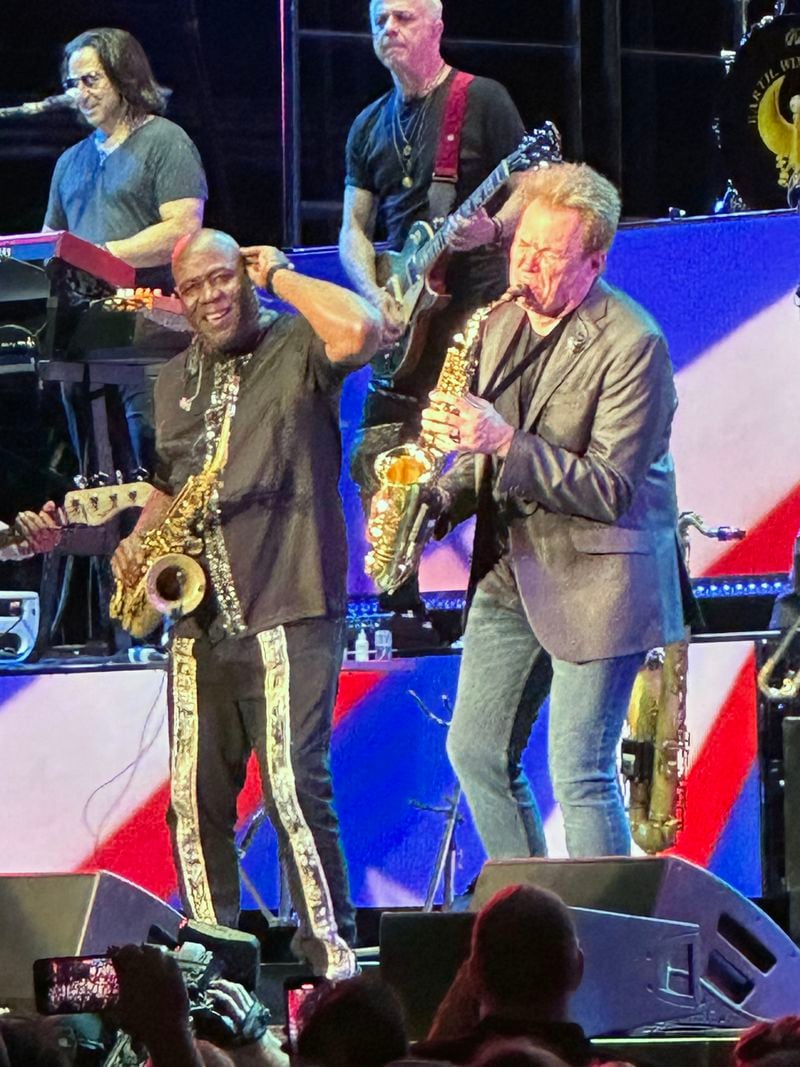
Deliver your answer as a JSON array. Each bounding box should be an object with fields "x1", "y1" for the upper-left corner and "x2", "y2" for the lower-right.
[
  {"x1": 265, "y1": 263, "x2": 291, "y2": 295},
  {"x1": 490, "y1": 216, "x2": 504, "y2": 245}
]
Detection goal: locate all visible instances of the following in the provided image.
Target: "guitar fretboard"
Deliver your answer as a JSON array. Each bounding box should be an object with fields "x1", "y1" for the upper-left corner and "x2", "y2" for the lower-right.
[{"x1": 415, "y1": 161, "x2": 513, "y2": 276}]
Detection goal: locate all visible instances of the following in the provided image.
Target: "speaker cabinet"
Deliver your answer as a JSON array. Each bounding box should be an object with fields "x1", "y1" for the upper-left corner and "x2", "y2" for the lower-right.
[
  {"x1": 474, "y1": 856, "x2": 800, "y2": 1025},
  {"x1": 0, "y1": 871, "x2": 181, "y2": 1008},
  {"x1": 380, "y1": 907, "x2": 701, "y2": 1040}
]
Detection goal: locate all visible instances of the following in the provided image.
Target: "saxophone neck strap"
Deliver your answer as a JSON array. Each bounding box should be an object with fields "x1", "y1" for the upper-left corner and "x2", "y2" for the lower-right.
[{"x1": 482, "y1": 313, "x2": 570, "y2": 406}]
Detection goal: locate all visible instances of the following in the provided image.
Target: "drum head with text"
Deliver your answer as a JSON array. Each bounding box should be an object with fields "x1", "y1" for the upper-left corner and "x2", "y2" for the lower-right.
[{"x1": 717, "y1": 15, "x2": 800, "y2": 208}]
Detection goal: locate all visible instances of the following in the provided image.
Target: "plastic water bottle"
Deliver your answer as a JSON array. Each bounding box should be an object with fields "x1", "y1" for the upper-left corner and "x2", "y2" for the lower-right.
[
  {"x1": 374, "y1": 627, "x2": 393, "y2": 661},
  {"x1": 354, "y1": 627, "x2": 370, "y2": 662}
]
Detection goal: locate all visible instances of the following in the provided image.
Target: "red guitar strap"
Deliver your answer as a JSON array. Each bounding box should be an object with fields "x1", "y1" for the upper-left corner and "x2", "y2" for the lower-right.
[
  {"x1": 432, "y1": 70, "x2": 475, "y2": 184},
  {"x1": 428, "y1": 71, "x2": 474, "y2": 223},
  {"x1": 427, "y1": 70, "x2": 474, "y2": 288}
]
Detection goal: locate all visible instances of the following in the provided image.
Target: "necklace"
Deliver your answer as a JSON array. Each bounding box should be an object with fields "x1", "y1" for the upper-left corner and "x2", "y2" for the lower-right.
[
  {"x1": 391, "y1": 63, "x2": 451, "y2": 189},
  {"x1": 392, "y1": 94, "x2": 429, "y2": 188}
]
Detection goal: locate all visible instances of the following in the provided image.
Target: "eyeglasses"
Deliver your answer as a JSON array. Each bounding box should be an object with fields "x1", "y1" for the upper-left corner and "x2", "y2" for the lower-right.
[
  {"x1": 176, "y1": 268, "x2": 239, "y2": 305},
  {"x1": 62, "y1": 71, "x2": 107, "y2": 93}
]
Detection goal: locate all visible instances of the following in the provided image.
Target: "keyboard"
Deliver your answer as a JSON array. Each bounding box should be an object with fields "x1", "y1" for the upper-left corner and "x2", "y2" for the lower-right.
[{"x1": 0, "y1": 231, "x2": 135, "y2": 295}]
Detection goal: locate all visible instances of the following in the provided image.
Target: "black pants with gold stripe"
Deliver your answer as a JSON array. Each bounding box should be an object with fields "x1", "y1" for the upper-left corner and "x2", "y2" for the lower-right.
[{"x1": 167, "y1": 616, "x2": 356, "y2": 978}]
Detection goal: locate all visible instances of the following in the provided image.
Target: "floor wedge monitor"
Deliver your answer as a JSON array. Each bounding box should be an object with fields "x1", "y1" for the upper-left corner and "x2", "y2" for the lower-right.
[{"x1": 0, "y1": 871, "x2": 181, "y2": 1009}]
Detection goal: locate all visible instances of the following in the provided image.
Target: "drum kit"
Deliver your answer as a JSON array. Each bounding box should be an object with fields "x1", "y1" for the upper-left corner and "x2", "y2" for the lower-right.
[{"x1": 717, "y1": 2, "x2": 800, "y2": 209}]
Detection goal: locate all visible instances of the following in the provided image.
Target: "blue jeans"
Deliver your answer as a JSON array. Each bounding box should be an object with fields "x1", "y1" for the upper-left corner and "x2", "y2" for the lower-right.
[{"x1": 446, "y1": 583, "x2": 644, "y2": 859}]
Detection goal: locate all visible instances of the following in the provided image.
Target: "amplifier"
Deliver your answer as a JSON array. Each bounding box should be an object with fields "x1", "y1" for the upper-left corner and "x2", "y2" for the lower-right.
[
  {"x1": 691, "y1": 573, "x2": 788, "y2": 634},
  {"x1": 0, "y1": 591, "x2": 39, "y2": 663}
]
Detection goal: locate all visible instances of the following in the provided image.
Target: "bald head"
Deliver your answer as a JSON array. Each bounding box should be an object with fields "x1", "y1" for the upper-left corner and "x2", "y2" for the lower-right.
[
  {"x1": 172, "y1": 228, "x2": 241, "y2": 274},
  {"x1": 173, "y1": 228, "x2": 260, "y2": 354}
]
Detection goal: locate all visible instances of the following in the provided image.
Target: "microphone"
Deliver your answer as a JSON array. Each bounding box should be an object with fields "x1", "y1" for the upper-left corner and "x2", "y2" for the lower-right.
[{"x1": 0, "y1": 93, "x2": 74, "y2": 119}]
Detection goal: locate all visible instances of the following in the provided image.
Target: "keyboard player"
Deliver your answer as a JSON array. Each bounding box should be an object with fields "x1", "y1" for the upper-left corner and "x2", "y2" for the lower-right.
[{"x1": 42, "y1": 26, "x2": 207, "y2": 479}]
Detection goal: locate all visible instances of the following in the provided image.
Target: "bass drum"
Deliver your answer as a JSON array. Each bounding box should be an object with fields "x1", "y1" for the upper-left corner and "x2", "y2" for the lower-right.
[{"x1": 717, "y1": 14, "x2": 800, "y2": 208}]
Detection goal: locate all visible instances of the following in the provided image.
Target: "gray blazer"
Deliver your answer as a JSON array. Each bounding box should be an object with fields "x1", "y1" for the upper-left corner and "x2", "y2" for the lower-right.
[{"x1": 439, "y1": 278, "x2": 685, "y2": 663}]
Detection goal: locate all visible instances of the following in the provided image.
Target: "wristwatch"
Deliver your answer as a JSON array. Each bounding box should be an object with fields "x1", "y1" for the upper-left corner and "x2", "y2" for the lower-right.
[{"x1": 265, "y1": 263, "x2": 291, "y2": 295}]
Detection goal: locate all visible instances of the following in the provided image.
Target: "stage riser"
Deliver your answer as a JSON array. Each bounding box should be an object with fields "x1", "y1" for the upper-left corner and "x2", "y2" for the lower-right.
[{"x1": 0, "y1": 648, "x2": 765, "y2": 910}]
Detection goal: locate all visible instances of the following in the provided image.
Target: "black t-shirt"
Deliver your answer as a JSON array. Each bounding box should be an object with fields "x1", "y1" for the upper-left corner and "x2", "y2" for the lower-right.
[
  {"x1": 153, "y1": 314, "x2": 352, "y2": 637},
  {"x1": 345, "y1": 71, "x2": 525, "y2": 307},
  {"x1": 44, "y1": 115, "x2": 207, "y2": 291}
]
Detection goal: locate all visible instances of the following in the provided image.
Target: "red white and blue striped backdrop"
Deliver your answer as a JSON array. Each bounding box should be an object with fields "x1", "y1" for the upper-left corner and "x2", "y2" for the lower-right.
[{"x1": 0, "y1": 208, "x2": 797, "y2": 909}]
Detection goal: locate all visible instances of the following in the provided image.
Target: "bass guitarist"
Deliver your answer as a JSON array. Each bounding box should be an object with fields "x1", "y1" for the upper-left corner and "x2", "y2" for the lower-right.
[
  {"x1": 340, "y1": 0, "x2": 525, "y2": 611},
  {"x1": 0, "y1": 505, "x2": 63, "y2": 562}
]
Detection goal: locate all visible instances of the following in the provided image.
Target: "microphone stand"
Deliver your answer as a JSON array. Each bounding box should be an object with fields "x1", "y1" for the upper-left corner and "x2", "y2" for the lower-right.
[{"x1": 0, "y1": 94, "x2": 74, "y2": 119}]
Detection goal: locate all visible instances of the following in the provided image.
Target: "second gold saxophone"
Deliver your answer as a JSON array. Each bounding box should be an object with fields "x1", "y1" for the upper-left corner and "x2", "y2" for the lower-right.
[
  {"x1": 364, "y1": 297, "x2": 502, "y2": 593},
  {"x1": 110, "y1": 409, "x2": 232, "y2": 639}
]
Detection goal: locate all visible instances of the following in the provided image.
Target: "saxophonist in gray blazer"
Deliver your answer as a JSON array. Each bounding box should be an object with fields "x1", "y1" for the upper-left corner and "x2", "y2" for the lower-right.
[{"x1": 422, "y1": 162, "x2": 684, "y2": 859}]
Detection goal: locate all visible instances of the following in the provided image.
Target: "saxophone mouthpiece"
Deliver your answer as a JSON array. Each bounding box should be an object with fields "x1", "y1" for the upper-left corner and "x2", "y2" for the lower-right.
[{"x1": 504, "y1": 285, "x2": 525, "y2": 300}]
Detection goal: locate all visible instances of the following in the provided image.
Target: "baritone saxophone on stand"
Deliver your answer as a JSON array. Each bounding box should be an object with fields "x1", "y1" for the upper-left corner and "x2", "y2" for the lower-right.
[
  {"x1": 364, "y1": 293, "x2": 513, "y2": 593},
  {"x1": 621, "y1": 512, "x2": 745, "y2": 852},
  {"x1": 110, "y1": 409, "x2": 233, "y2": 639}
]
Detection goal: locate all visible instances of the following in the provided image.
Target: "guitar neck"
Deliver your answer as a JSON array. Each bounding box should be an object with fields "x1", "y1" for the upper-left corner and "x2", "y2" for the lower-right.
[{"x1": 416, "y1": 160, "x2": 513, "y2": 275}]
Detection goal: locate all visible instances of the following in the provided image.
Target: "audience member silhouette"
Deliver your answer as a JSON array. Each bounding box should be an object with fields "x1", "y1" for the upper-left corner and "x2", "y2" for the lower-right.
[
  {"x1": 733, "y1": 1015, "x2": 800, "y2": 1067},
  {"x1": 412, "y1": 883, "x2": 625, "y2": 1066},
  {"x1": 296, "y1": 973, "x2": 408, "y2": 1067},
  {"x1": 472, "y1": 1038, "x2": 572, "y2": 1067}
]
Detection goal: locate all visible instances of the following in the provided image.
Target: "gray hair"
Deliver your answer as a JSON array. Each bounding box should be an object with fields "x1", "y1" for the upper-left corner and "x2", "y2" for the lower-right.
[
  {"x1": 370, "y1": 0, "x2": 443, "y2": 22},
  {"x1": 517, "y1": 162, "x2": 621, "y2": 253}
]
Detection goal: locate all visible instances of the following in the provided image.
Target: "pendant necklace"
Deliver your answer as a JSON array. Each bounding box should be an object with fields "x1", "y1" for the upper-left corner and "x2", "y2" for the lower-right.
[{"x1": 392, "y1": 63, "x2": 451, "y2": 189}]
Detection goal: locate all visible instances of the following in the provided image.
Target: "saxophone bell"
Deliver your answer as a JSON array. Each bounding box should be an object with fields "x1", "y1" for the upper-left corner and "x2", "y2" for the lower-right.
[{"x1": 145, "y1": 553, "x2": 207, "y2": 622}]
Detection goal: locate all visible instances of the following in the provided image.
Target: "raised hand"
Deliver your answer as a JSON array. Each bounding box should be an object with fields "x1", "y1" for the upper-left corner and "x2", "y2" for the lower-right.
[{"x1": 240, "y1": 246, "x2": 294, "y2": 290}]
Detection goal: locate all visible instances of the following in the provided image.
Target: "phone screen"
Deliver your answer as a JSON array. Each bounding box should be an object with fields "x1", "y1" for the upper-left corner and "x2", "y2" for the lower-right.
[
  {"x1": 284, "y1": 976, "x2": 324, "y2": 1054},
  {"x1": 33, "y1": 955, "x2": 120, "y2": 1015}
]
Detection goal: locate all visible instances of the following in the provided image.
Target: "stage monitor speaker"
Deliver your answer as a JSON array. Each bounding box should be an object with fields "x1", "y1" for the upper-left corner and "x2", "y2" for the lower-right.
[
  {"x1": 0, "y1": 590, "x2": 38, "y2": 663},
  {"x1": 0, "y1": 871, "x2": 181, "y2": 1009},
  {"x1": 380, "y1": 907, "x2": 701, "y2": 1040},
  {"x1": 473, "y1": 856, "x2": 800, "y2": 1026}
]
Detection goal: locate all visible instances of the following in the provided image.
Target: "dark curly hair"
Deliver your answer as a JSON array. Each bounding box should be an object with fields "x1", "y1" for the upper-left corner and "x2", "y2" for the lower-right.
[{"x1": 62, "y1": 27, "x2": 169, "y2": 122}]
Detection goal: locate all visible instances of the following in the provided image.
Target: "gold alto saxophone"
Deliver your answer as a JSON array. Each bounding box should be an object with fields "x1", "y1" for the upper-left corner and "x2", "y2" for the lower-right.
[
  {"x1": 109, "y1": 410, "x2": 232, "y2": 639},
  {"x1": 364, "y1": 294, "x2": 509, "y2": 593}
]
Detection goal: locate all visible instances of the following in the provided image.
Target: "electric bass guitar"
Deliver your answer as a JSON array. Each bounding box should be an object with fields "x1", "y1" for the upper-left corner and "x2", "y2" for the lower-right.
[
  {"x1": 0, "y1": 482, "x2": 153, "y2": 557},
  {"x1": 374, "y1": 120, "x2": 562, "y2": 381}
]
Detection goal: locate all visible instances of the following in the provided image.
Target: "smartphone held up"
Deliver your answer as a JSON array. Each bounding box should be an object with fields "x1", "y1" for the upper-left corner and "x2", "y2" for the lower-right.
[{"x1": 33, "y1": 954, "x2": 119, "y2": 1015}]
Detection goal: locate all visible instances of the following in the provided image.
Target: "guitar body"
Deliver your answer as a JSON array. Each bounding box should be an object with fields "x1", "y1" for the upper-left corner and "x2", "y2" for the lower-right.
[
  {"x1": 369, "y1": 122, "x2": 563, "y2": 389},
  {"x1": 375, "y1": 222, "x2": 452, "y2": 381}
]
